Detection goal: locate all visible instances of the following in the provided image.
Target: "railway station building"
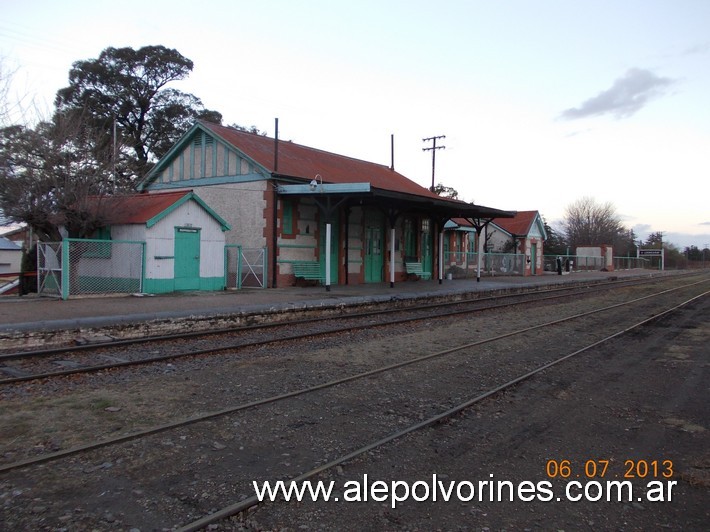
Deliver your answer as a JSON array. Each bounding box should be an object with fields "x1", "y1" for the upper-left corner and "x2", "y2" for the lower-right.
[{"x1": 137, "y1": 121, "x2": 515, "y2": 289}]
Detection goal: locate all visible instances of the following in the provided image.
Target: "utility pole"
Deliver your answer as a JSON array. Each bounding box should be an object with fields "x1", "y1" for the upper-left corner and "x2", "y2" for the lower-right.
[{"x1": 422, "y1": 135, "x2": 445, "y2": 192}]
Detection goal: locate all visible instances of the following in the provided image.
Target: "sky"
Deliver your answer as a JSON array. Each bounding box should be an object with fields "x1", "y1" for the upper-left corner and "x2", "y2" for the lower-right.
[{"x1": 1, "y1": 0, "x2": 709, "y2": 250}]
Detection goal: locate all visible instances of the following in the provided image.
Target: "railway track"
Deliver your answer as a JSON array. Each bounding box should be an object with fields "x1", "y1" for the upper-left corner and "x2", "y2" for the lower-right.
[
  {"x1": 0, "y1": 275, "x2": 708, "y2": 530},
  {"x1": 178, "y1": 288, "x2": 710, "y2": 532},
  {"x1": 0, "y1": 274, "x2": 703, "y2": 385}
]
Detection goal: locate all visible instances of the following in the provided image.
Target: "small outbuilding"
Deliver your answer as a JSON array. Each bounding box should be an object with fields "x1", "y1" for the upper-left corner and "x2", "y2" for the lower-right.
[
  {"x1": 0, "y1": 236, "x2": 22, "y2": 274},
  {"x1": 75, "y1": 191, "x2": 231, "y2": 294},
  {"x1": 487, "y1": 210, "x2": 547, "y2": 276}
]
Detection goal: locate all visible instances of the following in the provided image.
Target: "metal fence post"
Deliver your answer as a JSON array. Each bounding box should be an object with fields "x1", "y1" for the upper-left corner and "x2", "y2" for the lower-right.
[
  {"x1": 61, "y1": 239, "x2": 70, "y2": 300},
  {"x1": 140, "y1": 241, "x2": 146, "y2": 293},
  {"x1": 263, "y1": 246, "x2": 268, "y2": 289},
  {"x1": 237, "y1": 245, "x2": 243, "y2": 290}
]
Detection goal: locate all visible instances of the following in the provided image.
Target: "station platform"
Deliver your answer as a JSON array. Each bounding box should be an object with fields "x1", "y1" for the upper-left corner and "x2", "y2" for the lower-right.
[{"x1": 0, "y1": 270, "x2": 672, "y2": 339}]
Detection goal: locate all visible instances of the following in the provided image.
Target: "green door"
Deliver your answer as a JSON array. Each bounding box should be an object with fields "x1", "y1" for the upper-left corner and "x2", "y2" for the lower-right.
[
  {"x1": 364, "y1": 220, "x2": 384, "y2": 283},
  {"x1": 174, "y1": 227, "x2": 201, "y2": 290},
  {"x1": 421, "y1": 219, "x2": 433, "y2": 275},
  {"x1": 319, "y1": 219, "x2": 339, "y2": 285},
  {"x1": 530, "y1": 243, "x2": 537, "y2": 275}
]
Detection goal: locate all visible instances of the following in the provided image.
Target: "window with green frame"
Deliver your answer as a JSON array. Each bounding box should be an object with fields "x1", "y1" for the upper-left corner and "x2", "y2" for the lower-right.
[{"x1": 282, "y1": 199, "x2": 294, "y2": 235}]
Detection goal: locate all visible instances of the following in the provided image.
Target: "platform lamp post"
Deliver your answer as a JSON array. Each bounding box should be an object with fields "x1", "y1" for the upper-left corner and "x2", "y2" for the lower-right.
[{"x1": 309, "y1": 174, "x2": 331, "y2": 291}]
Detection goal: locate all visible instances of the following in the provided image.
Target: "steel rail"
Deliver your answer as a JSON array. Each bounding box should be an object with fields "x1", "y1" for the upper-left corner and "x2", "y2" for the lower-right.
[
  {"x1": 2, "y1": 276, "x2": 705, "y2": 386},
  {"x1": 0, "y1": 273, "x2": 684, "y2": 362},
  {"x1": 176, "y1": 288, "x2": 710, "y2": 532},
  {"x1": 1, "y1": 281, "x2": 705, "y2": 475}
]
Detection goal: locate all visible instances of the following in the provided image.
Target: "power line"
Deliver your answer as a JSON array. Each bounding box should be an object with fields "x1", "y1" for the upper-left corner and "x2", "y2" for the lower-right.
[{"x1": 422, "y1": 135, "x2": 445, "y2": 192}]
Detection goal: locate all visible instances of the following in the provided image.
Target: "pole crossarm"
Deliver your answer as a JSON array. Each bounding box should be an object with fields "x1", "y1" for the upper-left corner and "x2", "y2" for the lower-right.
[{"x1": 422, "y1": 135, "x2": 446, "y2": 192}]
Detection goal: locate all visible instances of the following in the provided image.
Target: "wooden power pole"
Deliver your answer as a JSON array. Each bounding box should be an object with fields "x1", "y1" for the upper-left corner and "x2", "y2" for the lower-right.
[{"x1": 422, "y1": 135, "x2": 445, "y2": 192}]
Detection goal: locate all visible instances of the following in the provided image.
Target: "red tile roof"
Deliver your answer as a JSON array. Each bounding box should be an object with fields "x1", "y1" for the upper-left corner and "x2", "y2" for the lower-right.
[
  {"x1": 201, "y1": 121, "x2": 442, "y2": 200},
  {"x1": 492, "y1": 210, "x2": 539, "y2": 236}
]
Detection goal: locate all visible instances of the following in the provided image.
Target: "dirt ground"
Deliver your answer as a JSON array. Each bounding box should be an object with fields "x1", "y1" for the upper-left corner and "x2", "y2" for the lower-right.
[
  {"x1": 236, "y1": 296, "x2": 710, "y2": 531},
  {"x1": 0, "y1": 283, "x2": 708, "y2": 530}
]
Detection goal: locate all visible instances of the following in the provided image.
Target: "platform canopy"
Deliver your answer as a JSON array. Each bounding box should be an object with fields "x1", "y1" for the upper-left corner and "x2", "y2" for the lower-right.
[{"x1": 277, "y1": 180, "x2": 515, "y2": 223}]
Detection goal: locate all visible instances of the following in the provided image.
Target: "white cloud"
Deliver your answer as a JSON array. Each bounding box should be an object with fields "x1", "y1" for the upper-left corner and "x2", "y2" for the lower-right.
[{"x1": 560, "y1": 68, "x2": 676, "y2": 120}]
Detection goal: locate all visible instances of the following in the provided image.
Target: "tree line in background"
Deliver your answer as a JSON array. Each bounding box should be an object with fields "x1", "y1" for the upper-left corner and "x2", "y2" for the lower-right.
[{"x1": 543, "y1": 197, "x2": 707, "y2": 269}]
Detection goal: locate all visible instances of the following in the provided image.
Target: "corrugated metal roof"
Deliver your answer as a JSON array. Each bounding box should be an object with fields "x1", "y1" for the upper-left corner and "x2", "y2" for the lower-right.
[
  {"x1": 0, "y1": 236, "x2": 21, "y2": 251},
  {"x1": 93, "y1": 191, "x2": 193, "y2": 225},
  {"x1": 200, "y1": 121, "x2": 444, "y2": 200},
  {"x1": 492, "y1": 210, "x2": 539, "y2": 236},
  {"x1": 84, "y1": 190, "x2": 230, "y2": 231}
]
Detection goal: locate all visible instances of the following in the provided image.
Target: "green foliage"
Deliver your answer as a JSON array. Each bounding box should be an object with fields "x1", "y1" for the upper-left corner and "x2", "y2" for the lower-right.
[
  {"x1": 55, "y1": 45, "x2": 222, "y2": 180},
  {"x1": 0, "y1": 113, "x2": 122, "y2": 240},
  {"x1": 2, "y1": 45, "x2": 228, "y2": 240},
  {"x1": 432, "y1": 183, "x2": 459, "y2": 199},
  {"x1": 542, "y1": 217, "x2": 568, "y2": 255}
]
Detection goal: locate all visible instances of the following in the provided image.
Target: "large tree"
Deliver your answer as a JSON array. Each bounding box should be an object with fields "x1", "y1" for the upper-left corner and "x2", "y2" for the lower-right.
[
  {"x1": 542, "y1": 217, "x2": 568, "y2": 256},
  {"x1": 55, "y1": 45, "x2": 222, "y2": 180},
  {"x1": 0, "y1": 112, "x2": 120, "y2": 240},
  {"x1": 562, "y1": 197, "x2": 626, "y2": 251}
]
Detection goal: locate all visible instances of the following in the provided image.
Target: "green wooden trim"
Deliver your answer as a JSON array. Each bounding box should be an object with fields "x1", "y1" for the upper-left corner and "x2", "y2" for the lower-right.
[
  {"x1": 277, "y1": 243, "x2": 317, "y2": 249},
  {"x1": 201, "y1": 134, "x2": 207, "y2": 177},
  {"x1": 65, "y1": 238, "x2": 144, "y2": 245},
  {"x1": 189, "y1": 141, "x2": 195, "y2": 180},
  {"x1": 145, "y1": 173, "x2": 267, "y2": 191},
  {"x1": 282, "y1": 199, "x2": 293, "y2": 235},
  {"x1": 137, "y1": 122, "x2": 273, "y2": 191},
  {"x1": 145, "y1": 191, "x2": 231, "y2": 231}
]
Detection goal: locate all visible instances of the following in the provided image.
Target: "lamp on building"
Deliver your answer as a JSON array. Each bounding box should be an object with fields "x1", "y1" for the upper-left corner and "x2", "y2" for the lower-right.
[{"x1": 309, "y1": 174, "x2": 323, "y2": 192}]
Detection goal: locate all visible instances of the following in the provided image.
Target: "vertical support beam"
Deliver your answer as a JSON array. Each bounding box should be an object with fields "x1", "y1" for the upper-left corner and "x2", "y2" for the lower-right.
[
  {"x1": 325, "y1": 223, "x2": 332, "y2": 292},
  {"x1": 438, "y1": 230, "x2": 444, "y2": 284},
  {"x1": 344, "y1": 206, "x2": 350, "y2": 285},
  {"x1": 390, "y1": 227, "x2": 396, "y2": 288},
  {"x1": 476, "y1": 227, "x2": 483, "y2": 283}
]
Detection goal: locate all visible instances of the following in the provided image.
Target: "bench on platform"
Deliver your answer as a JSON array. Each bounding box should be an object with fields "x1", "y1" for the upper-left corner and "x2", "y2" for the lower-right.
[
  {"x1": 404, "y1": 261, "x2": 432, "y2": 280},
  {"x1": 292, "y1": 261, "x2": 324, "y2": 284}
]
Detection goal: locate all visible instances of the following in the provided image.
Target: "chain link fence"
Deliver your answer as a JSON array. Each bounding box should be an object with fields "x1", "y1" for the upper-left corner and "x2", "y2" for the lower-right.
[
  {"x1": 38, "y1": 239, "x2": 145, "y2": 299},
  {"x1": 444, "y1": 252, "x2": 526, "y2": 278},
  {"x1": 445, "y1": 252, "x2": 653, "y2": 278},
  {"x1": 543, "y1": 255, "x2": 651, "y2": 272}
]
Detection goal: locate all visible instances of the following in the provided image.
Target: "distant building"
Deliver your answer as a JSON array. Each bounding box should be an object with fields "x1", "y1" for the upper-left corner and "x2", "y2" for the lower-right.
[
  {"x1": 487, "y1": 211, "x2": 547, "y2": 276},
  {"x1": 0, "y1": 236, "x2": 22, "y2": 274}
]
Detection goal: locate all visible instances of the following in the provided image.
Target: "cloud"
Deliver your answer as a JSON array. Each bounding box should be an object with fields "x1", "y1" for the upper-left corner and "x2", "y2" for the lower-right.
[
  {"x1": 700, "y1": 221, "x2": 710, "y2": 226},
  {"x1": 684, "y1": 42, "x2": 710, "y2": 55},
  {"x1": 560, "y1": 68, "x2": 676, "y2": 120}
]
